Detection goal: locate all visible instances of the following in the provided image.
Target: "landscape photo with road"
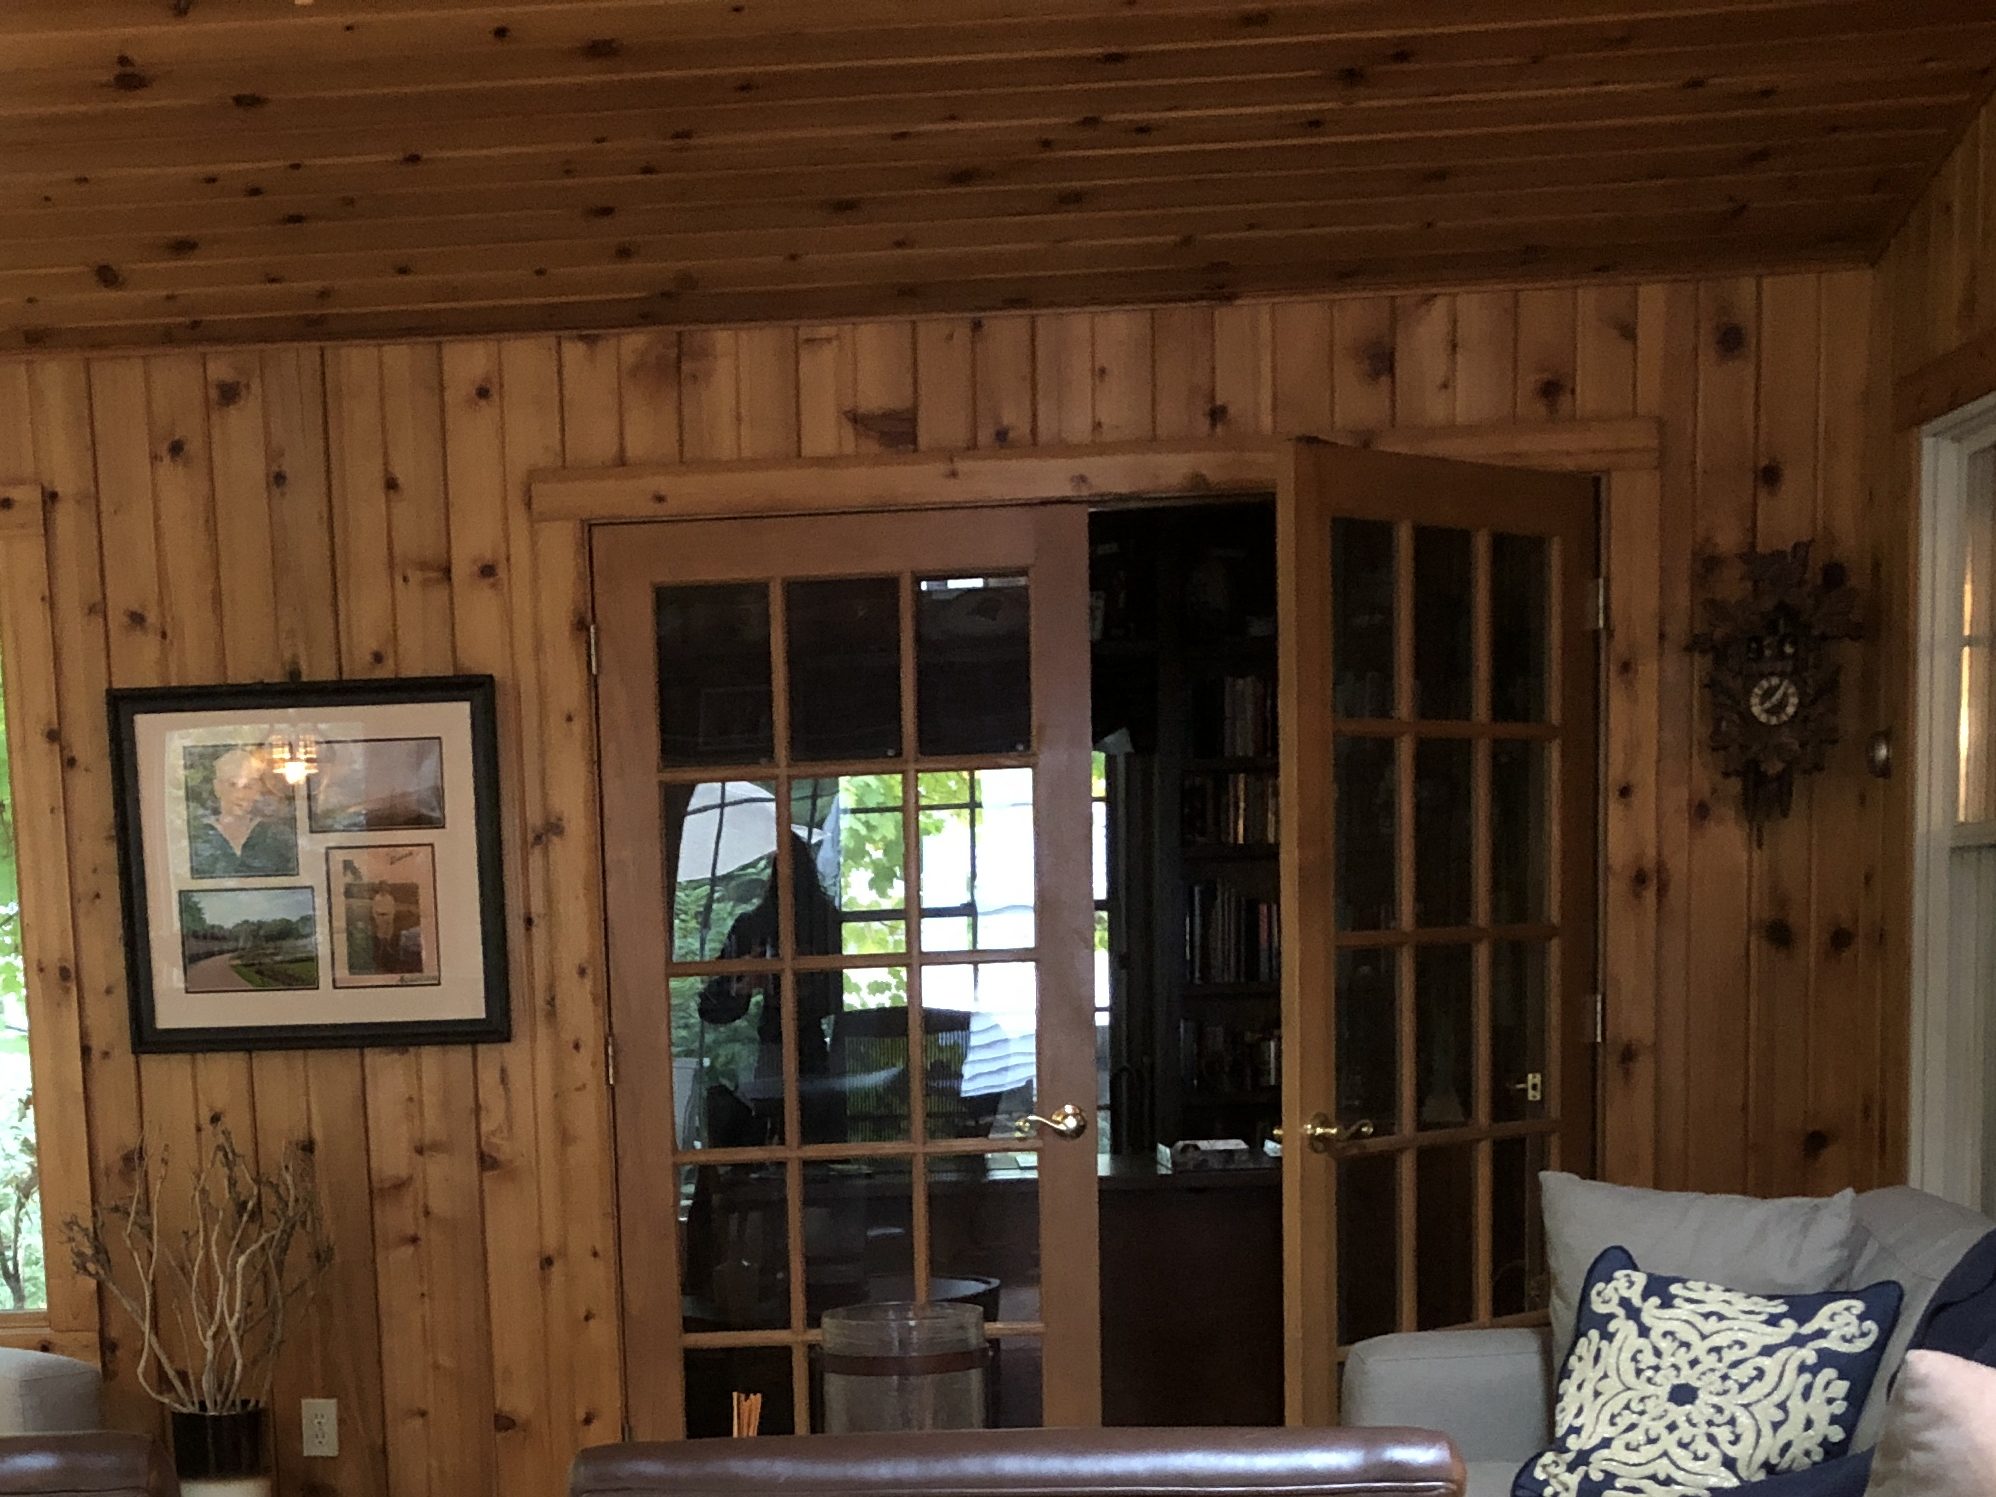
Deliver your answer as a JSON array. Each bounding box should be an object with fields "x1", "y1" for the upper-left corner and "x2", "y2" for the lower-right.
[{"x1": 178, "y1": 887, "x2": 319, "y2": 993}]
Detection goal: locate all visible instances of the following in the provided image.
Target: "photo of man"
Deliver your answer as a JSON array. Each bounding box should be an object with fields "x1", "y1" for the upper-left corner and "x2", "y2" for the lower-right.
[
  {"x1": 182, "y1": 744, "x2": 300, "y2": 880},
  {"x1": 329, "y1": 846, "x2": 442, "y2": 988}
]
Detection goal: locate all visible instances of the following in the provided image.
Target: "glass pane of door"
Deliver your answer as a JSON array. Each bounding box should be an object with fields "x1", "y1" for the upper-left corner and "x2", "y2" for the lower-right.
[{"x1": 598, "y1": 508, "x2": 1098, "y2": 1438}]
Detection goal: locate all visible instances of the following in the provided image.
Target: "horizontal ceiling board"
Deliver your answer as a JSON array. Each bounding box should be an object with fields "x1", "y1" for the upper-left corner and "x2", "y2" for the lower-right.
[{"x1": 0, "y1": 0, "x2": 1986, "y2": 349}]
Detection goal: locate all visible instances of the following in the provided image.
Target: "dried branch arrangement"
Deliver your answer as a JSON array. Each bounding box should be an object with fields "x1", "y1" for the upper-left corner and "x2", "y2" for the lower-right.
[{"x1": 65, "y1": 1131, "x2": 332, "y2": 1414}]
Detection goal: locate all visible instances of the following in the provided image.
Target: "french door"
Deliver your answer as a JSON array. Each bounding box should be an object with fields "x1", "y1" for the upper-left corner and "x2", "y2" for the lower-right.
[
  {"x1": 594, "y1": 505, "x2": 1099, "y2": 1439},
  {"x1": 1277, "y1": 442, "x2": 1600, "y2": 1422}
]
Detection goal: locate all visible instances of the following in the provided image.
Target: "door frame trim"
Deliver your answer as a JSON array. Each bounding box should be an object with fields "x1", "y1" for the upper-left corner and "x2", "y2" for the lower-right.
[{"x1": 521, "y1": 416, "x2": 1661, "y2": 1435}]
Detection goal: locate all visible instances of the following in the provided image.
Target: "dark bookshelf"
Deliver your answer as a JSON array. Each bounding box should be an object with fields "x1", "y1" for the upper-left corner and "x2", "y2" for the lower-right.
[{"x1": 1092, "y1": 501, "x2": 1281, "y2": 1154}]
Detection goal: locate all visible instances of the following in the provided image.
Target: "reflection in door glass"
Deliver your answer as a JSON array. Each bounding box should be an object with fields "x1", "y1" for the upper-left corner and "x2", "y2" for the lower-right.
[
  {"x1": 1334, "y1": 737, "x2": 1397, "y2": 930},
  {"x1": 919, "y1": 769, "x2": 1036, "y2": 951},
  {"x1": 1491, "y1": 742, "x2": 1550, "y2": 924},
  {"x1": 666, "y1": 780, "x2": 777, "y2": 964},
  {"x1": 917, "y1": 576, "x2": 1032, "y2": 755},
  {"x1": 803, "y1": 1158, "x2": 915, "y2": 1326},
  {"x1": 1415, "y1": 945, "x2": 1474, "y2": 1130},
  {"x1": 930, "y1": 1154, "x2": 1041, "y2": 1323},
  {"x1": 1337, "y1": 1152, "x2": 1399, "y2": 1344},
  {"x1": 787, "y1": 577, "x2": 903, "y2": 762},
  {"x1": 1416, "y1": 1144, "x2": 1477, "y2": 1329},
  {"x1": 810, "y1": 968, "x2": 912, "y2": 1147},
  {"x1": 679, "y1": 1160, "x2": 790, "y2": 1331},
  {"x1": 656, "y1": 582, "x2": 774, "y2": 766},
  {"x1": 1335, "y1": 948, "x2": 1397, "y2": 1136},
  {"x1": 1491, "y1": 942, "x2": 1550, "y2": 1123},
  {"x1": 1332, "y1": 518, "x2": 1397, "y2": 719},
  {"x1": 685, "y1": 1346, "x2": 795, "y2": 1438},
  {"x1": 792, "y1": 776, "x2": 907, "y2": 956},
  {"x1": 1493, "y1": 1134, "x2": 1551, "y2": 1316},
  {"x1": 922, "y1": 962, "x2": 1039, "y2": 1139},
  {"x1": 1491, "y1": 534, "x2": 1551, "y2": 723},
  {"x1": 1413, "y1": 527, "x2": 1474, "y2": 720},
  {"x1": 670, "y1": 973, "x2": 784, "y2": 1151},
  {"x1": 1413, "y1": 738, "x2": 1473, "y2": 927}
]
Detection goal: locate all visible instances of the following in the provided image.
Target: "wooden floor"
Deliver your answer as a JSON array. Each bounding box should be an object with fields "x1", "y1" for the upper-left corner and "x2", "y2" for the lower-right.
[{"x1": 0, "y1": 0, "x2": 1991, "y2": 348}]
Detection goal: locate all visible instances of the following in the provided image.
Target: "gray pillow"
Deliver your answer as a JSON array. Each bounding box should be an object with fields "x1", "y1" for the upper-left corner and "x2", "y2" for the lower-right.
[{"x1": 1540, "y1": 1171, "x2": 1862, "y2": 1363}]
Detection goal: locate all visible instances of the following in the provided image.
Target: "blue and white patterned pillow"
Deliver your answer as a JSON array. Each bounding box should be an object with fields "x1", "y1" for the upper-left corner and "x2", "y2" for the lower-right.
[{"x1": 1513, "y1": 1246, "x2": 1903, "y2": 1497}]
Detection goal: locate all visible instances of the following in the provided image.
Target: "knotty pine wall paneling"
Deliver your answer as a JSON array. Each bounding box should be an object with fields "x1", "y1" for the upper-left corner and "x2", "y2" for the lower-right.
[{"x1": 0, "y1": 272, "x2": 1900, "y2": 1497}]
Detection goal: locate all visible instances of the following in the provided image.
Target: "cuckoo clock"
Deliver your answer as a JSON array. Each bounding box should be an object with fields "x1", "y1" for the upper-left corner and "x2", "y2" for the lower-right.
[{"x1": 1691, "y1": 540, "x2": 1860, "y2": 834}]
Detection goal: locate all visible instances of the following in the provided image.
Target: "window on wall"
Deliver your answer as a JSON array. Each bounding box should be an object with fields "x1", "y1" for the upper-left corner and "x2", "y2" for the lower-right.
[{"x1": 0, "y1": 651, "x2": 45, "y2": 1313}]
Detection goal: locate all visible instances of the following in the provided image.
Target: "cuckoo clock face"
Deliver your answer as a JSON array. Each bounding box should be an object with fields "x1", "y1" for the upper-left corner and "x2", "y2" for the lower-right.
[{"x1": 1691, "y1": 543, "x2": 1860, "y2": 828}]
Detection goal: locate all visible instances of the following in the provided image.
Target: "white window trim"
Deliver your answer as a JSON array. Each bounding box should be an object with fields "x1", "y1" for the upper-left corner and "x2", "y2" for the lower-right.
[{"x1": 1912, "y1": 391, "x2": 1996, "y2": 1208}]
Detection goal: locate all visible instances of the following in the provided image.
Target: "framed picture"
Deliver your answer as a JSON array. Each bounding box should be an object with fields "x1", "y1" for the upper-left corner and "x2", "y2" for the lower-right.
[{"x1": 109, "y1": 676, "x2": 509, "y2": 1051}]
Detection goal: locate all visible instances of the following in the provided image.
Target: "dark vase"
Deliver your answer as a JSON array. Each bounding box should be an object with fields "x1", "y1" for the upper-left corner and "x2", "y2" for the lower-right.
[{"x1": 169, "y1": 1406, "x2": 267, "y2": 1481}]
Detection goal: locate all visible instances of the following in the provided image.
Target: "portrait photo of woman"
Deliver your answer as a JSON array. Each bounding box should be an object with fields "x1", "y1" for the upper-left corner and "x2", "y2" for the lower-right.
[{"x1": 181, "y1": 743, "x2": 301, "y2": 880}]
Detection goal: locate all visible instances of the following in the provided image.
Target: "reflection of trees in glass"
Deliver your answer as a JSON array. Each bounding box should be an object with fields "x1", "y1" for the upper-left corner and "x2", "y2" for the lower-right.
[{"x1": 0, "y1": 663, "x2": 45, "y2": 1310}]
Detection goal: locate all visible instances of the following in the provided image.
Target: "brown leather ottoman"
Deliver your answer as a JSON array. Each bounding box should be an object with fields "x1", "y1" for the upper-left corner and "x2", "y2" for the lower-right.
[{"x1": 572, "y1": 1426, "x2": 1464, "y2": 1497}]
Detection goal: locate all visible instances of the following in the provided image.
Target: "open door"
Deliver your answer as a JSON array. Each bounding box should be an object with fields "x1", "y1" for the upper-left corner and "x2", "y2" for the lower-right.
[{"x1": 1277, "y1": 440, "x2": 1600, "y2": 1423}]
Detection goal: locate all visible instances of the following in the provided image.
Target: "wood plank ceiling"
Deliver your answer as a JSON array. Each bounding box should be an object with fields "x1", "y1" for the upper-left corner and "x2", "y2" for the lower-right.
[{"x1": 1, "y1": 0, "x2": 1991, "y2": 351}]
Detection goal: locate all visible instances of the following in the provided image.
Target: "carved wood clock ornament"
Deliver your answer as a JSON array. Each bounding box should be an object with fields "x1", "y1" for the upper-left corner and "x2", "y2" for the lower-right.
[{"x1": 1690, "y1": 540, "x2": 1860, "y2": 835}]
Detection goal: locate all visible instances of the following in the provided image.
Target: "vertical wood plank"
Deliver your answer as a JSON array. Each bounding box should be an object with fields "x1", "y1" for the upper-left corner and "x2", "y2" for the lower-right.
[
  {"x1": 973, "y1": 316, "x2": 1035, "y2": 449},
  {"x1": 1211, "y1": 304, "x2": 1271, "y2": 438},
  {"x1": 1810, "y1": 267, "x2": 1884, "y2": 1195},
  {"x1": 1747, "y1": 275, "x2": 1822, "y2": 1199},
  {"x1": 1391, "y1": 293, "x2": 1455, "y2": 428},
  {"x1": 678, "y1": 331, "x2": 740, "y2": 462},
  {"x1": 1091, "y1": 311, "x2": 1153, "y2": 443},
  {"x1": 1685, "y1": 277, "x2": 1760, "y2": 1193},
  {"x1": 1635, "y1": 281, "x2": 1702, "y2": 1192},
  {"x1": 850, "y1": 322, "x2": 916, "y2": 453},
  {"x1": 443, "y1": 338, "x2": 558, "y2": 1497},
  {"x1": 915, "y1": 318, "x2": 975, "y2": 451},
  {"x1": 1516, "y1": 288, "x2": 1580, "y2": 422},
  {"x1": 1271, "y1": 302, "x2": 1334, "y2": 438},
  {"x1": 737, "y1": 326, "x2": 800, "y2": 461},
  {"x1": 1454, "y1": 292, "x2": 1517, "y2": 426},
  {"x1": 616, "y1": 333, "x2": 681, "y2": 465},
  {"x1": 1151, "y1": 306, "x2": 1215, "y2": 440},
  {"x1": 1576, "y1": 287, "x2": 1641, "y2": 420},
  {"x1": 1032, "y1": 312, "x2": 1093, "y2": 446},
  {"x1": 796, "y1": 326, "x2": 857, "y2": 459},
  {"x1": 1332, "y1": 297, "x2": 1395, "y2": 432}
]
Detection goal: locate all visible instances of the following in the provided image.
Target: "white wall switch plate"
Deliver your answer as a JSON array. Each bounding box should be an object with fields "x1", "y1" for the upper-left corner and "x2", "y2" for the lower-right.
[{"x1": 301, "y1": 1398, "x2": 339, "y2": 1459}]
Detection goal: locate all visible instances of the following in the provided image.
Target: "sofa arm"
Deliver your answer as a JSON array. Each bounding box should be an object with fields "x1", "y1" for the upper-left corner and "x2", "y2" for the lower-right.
[{"x1": 1342, "y1": 1328, "x2": 1553, "y2": 1464}]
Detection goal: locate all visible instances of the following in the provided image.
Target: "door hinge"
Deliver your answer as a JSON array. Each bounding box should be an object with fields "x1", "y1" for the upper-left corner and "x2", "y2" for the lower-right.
[
  {"x1": 587, "y1": 620, "x2": 600, "y2": 677},
  {"x1": 605, "y1": 1031, "x2": 617, "y2": 1087},
  {"x1": 1592, "y1": 991, "x2": 1607, "y2": 1045},
  {"x1": 1590, "y1": 577, "x2": 1607, "y2": 632}
]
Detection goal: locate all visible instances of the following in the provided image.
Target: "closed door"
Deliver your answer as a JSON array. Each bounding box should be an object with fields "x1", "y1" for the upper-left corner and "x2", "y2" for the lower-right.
[
  {"x1": 1277, "y1": 442, "x2": 1600, "y2": 1421},
  {"x1": 594, "y1": 505, "x2": 1099, "y2": 1438}
]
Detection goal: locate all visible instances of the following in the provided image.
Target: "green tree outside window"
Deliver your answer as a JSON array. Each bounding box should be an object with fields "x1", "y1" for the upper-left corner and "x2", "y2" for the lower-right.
[{"x1": 0, "y1": 657, "x2": 46, "y2": 1312}]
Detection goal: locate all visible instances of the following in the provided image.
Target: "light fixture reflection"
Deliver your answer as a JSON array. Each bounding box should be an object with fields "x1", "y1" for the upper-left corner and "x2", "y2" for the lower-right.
[{"x1": 267, "y1": 732, "x2": 319, "y2": 785}]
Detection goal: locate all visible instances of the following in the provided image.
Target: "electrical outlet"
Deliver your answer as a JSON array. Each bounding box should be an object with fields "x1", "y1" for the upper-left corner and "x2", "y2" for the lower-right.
[{"x1": 301, "y1": 1398, "x2": 339, "y2": 1459}]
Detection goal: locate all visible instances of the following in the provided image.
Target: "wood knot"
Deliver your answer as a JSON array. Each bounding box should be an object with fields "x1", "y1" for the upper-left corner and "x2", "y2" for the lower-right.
[
  {"x1": 1758, "y1": 460, "x2": 1784, "y2": 491},
  {"x1": 165, "y1": 436, "x2": 187, "y2": 460},
  {"x1": 1714, "y1": 322, "x2": 1748, "y2": 359},
  {"x1": 1362, "y1": 340, "x2": 1395, "y2": 382},
  {"x1": 1763, "y1": 917, "x2": 1795, "y2": 951},
  {"x1": 474, "y1": 383, "x2": 493, "y2": 401},
  {"x1": 582, "y1": 37, "x2": 622, "y2": 58},
  {"x1": 477, "y1": 561, "x2": 499, "y2": 580},
  {"x1": 93, "y1": 263, "x2": 125, "y2": 288},
  {"x1": 1802, "y1": 1129, "x2": 1830, "y2": 1159},
  {"x1": 271, "y1": 468, "x2": 288, "y2": 489},
  {"x1": 213, "y1": 378, "x2": 243, "y2": 407},
  {"x1": 231, "y1": 92, "x2": 267, "y2": 109},
  {"x1": 1535, "y1": 375, "x2": 1567, "y2": 413},
  {"x1": 1828, "y1": 925, "x2": 1856, "y2": 954},
  {"x1": 492, "y1": 1412, "x2": 519, "y2": 1432},
  {"x1": 112, "y1": 69, "x2": 152, "y2": 91}
]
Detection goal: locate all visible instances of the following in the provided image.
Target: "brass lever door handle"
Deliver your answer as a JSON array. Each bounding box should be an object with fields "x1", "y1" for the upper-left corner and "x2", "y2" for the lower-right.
[
  {"x1": 1272, "y1": 1113, "x2": 1377, "y2": 1153},
  {"x1": 1013, "y1": 1103, "x2": 1088, "y2": 1140}
]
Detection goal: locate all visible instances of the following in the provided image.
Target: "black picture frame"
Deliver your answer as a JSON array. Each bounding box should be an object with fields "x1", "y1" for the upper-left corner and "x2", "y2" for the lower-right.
[{"x1": 108, "y1": 675, "x2": 511, "y2": 1052}]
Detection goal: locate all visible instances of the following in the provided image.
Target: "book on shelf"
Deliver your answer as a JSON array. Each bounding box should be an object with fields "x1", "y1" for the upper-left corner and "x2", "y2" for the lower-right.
[
  {"x1": 1191, "y1": 673, "x2": 1277, "y2": 760},
  {"x1": 1184, "y1": 881, "x2": 1282, "y2": 985},
  {"x1": 1182, "y1": 771, "x2": 1278, "y2": 847}
]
